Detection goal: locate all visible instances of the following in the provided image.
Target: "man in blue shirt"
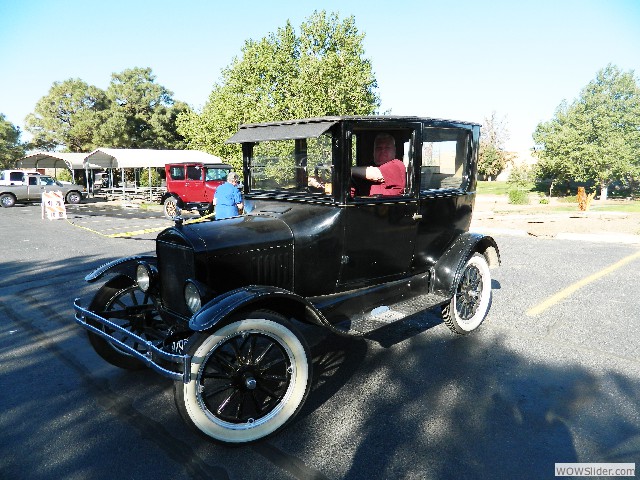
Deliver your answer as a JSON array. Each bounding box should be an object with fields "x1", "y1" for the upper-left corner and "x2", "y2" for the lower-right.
[{"x1": 214, "y1": 172, "x2": 243, "y2": 220}]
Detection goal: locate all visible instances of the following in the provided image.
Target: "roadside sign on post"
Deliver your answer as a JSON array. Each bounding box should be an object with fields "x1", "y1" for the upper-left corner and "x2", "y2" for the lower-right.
[{"x1": 42, "y1": 191, "x2": 67, "y2": 220}]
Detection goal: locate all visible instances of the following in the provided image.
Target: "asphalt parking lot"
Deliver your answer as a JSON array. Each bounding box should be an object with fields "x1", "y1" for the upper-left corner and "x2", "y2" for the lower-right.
[
  {"x1": 1, "y1": 201, "x2": 640, "y2": 479},
  {"x1": 63, "y1": 201, "x2": 204, "y2": 238}
]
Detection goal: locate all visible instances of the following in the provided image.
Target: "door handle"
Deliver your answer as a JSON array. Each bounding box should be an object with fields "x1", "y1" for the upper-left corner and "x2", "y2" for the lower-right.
[{"x1": 412, "y1": 213, "x2": 423, "y2": 221}]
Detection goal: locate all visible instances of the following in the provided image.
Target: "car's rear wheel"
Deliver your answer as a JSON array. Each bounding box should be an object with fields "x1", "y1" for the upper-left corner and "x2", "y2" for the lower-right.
[
  {"x1": 442, "y1": 253, "x2": 492, "y2": 334},
  {"x1": 0, "y1": 194, "x2": 16, "y2": 208},
  {"x1": 174, "y1": 311, "x2": 311, "y2": 444},
  {"x1": 163, "y1": 196, "x2": 181, "y2": 219},
  {"x1": 198, "y1": 203, "x2": 214, "y2": 217},
  {"x1": 66, "y1": 191, "x2": 82, "y2": 204},
  {"x1": 87, "y1": 275, "x2": 167, "y2": 369}
]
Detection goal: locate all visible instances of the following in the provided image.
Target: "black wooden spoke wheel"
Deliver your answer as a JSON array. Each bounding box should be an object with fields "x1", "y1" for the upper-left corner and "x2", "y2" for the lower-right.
[
  {"x1": 87, "y1": 275, "x2": 166, "y2": 369},
  {"x1": 442, "y1": 253, "x2": 492, "y2": 335},
  {"x1": 175, "y1": 311, "x2": 311, "y2": 444}
]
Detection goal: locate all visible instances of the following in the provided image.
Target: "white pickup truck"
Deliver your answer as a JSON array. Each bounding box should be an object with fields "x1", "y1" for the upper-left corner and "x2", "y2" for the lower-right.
[
  {"x1": 0, "y1": 174, "x2": 85, "y2": 207},
  {"x1": 0, "y1": 169, "x2": 40, "y2": 185}
]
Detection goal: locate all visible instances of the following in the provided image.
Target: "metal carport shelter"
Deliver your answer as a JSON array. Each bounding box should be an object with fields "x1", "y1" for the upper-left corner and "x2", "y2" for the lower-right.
[
  {"x1": 83, "y1": 148, "x2": 225, "y2": 201},
  {"x1": 18, "y1": 152, "x2": 93, "y2": 171},
  {"x1": 17, "y1": 151, "x2": 102, "y2": 193},
  {"x1": 83, "y1": 148, "x2": 224, "y2": 169},
  {"x1": 16, "y1": 149, "x2": 226, "y2": 201}
]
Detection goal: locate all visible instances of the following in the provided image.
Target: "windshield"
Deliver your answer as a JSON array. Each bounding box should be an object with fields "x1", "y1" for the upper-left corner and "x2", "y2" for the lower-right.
[
  {"x1": 249, "y1": 134, "x2": 333, "y2": 195},
  {"x1": 39, "y1": 176, "x2": 62, "y2": 186},
  {"x1": 206, "y1": 168, "x2": 231, "y2": 181}
]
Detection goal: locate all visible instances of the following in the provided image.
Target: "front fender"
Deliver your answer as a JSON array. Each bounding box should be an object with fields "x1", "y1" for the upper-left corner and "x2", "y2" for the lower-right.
[
  {"x1": 431, "y1": 232, "x2": 500, "y2": 297},
  {"x1": 189, "y1": 285, "x2": 331, "y2": 332},
  {"x1": 85, "y1": 255, "x2": 157, "y2": 283}
]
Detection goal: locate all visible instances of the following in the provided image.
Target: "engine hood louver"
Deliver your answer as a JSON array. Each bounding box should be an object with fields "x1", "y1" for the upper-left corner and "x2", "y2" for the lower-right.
[{"x1": 157, "y1": 215, "x2": 293, "y2": 255}]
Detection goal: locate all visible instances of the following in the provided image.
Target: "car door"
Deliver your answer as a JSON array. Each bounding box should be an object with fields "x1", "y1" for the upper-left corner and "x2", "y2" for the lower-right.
[
  {"x1": 411, "y1": 124, "x2": 478, "y2": 271},
  {"x1": 28, "y1": 176, "x2": 42, "y2": 200},
  {"x1": 184, "y1": 164, "x2": 205, "y2": 203},
  {"x1": 338, "y1": 125, "x2": 420, "y2": 288},
  {"x1": 167, "y1": 165, "x2": 187, "y2": 200}
]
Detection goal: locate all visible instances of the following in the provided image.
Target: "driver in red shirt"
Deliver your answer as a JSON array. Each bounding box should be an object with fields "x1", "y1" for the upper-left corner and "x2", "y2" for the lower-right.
[{"x1": 351, "y1": 133, "x2": 406, "y2": 196}]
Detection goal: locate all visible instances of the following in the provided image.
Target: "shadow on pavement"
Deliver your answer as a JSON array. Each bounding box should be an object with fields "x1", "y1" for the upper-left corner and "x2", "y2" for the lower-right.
[{"x1": 1, "y1": 255, "x2": 639, "y2": 479}]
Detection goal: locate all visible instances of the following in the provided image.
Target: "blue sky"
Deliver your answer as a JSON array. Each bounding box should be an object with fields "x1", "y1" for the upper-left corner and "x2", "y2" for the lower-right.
[{"x1": 1, "y1": 0, "x2": 639, "y2": 153}]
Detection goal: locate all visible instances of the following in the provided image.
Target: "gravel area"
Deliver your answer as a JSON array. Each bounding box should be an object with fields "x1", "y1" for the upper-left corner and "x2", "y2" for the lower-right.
[{"x1": 472, "y1": 195, "x2": 640, "y2": 239}]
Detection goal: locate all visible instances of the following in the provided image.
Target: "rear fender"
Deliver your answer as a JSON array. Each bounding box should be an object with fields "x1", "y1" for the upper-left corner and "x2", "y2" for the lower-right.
[
  {"x1": 85, "y1": 255, "x2": 157, "y2": 283},
  {"x1": 431, "y1": 233, "x2": 500, "y2": 297},
  {"x1": 189, "y1": 285, "x2": 330, "y2": 332}
]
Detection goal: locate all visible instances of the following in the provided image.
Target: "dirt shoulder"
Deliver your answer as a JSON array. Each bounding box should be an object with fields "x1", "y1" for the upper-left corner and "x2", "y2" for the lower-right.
[{"x1": 471, "y1": 195, "x2": 640, "y2": 240}]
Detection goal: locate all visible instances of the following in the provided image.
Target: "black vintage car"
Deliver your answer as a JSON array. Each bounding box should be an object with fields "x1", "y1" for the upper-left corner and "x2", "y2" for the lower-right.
[{"x1": 73, "y1": 116, "x2": 500, "y2": 444}]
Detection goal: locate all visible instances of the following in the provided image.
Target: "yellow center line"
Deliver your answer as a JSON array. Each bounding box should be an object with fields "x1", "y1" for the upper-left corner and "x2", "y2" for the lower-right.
[
  {"x1": 65, "y1": 212, "x2": 215, "y2": 238},
  {"x1": 526, "y1": 249, "x2": 640, "y2": 317}
]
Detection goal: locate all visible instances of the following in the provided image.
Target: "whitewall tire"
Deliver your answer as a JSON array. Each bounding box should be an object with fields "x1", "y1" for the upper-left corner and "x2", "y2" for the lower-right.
[
  {"x1": 175, "y1": 312, "x2": 311, "y2": 444},
  {"x1": 442, "y1": 253, "x2": 492, "y2": 334}
]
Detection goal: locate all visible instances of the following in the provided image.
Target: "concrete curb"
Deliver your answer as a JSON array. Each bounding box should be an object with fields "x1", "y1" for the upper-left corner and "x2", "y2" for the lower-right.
[
  {"x1": 472, "y1": 226, "x2": 640, "y2": 245},
  {"x1": 555, "y1": 232, "x2": 640, "y2": 244}
]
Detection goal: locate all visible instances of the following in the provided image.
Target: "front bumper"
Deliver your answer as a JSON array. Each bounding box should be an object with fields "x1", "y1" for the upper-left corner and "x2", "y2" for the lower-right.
[{"x1": 73, "y1": 298, "x2": 191, "y2": 383}]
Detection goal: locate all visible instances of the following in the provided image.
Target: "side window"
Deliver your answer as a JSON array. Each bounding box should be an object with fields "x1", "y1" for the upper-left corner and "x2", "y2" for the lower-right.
[
  {"x1": 187, "y1": 166, "x2": 202, "y2": 181},
  {"x1": 249, "y1": 134, "x2": 333, "y2": 195},
  {"x1": 421, "y1": 128, "x2": 470, "y2": 191},
  {"x1": 169, "y1": 166, "x2": 185, "y2": 180},
  {"x1": 10, "y1": 172, "x2": 24, "y2": 182},
  {"x1": 350, "y1": 129, "x2": 413, "y2": 198},
  {"x1": 29, "y1": 176, "x2": 38, "y2": 186},
  {"x1": 307, "y1": 135, "x2": 333, "y2": 195},
  {"x1": 39, "y1": 176, "x2": 55, "y2": 185}
]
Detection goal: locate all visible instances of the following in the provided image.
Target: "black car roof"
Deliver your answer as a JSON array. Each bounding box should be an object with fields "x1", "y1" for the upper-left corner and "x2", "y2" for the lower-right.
[
  {"x1": 204, "y1": 163, "x2": 233, "y2": 169},
  {"x1": 226, "y1": 116, "x2": 481, "y2": 144}
]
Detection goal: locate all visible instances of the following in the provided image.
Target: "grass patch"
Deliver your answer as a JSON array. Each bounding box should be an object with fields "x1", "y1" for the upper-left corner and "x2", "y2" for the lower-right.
[
  {"x1": 138, "y1": 202, "x2": 163, "y2": 211},
  {"x1": 492, "y1": 202, "x2": 640, "y2": 215},
  {"x1": 477, "y1": 181, "x2": 510, "y2": 195},
  {"x1": 493, "y1": 205, "x2": 577, "y2": 215},
  {"x1": 507, "y1": 189, "x2": 530, "y2": 205},
  {"x1": 589, "y1": 202, "x2": 640, "y2": 213},
  {"x1": 477, "y1": 181, "x2": 537, "y2": 195}
]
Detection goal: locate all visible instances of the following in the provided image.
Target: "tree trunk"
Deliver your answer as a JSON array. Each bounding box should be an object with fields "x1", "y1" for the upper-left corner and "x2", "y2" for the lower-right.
[{"x1": 600, "y1": 181, "x2": 608, "y2": 201}]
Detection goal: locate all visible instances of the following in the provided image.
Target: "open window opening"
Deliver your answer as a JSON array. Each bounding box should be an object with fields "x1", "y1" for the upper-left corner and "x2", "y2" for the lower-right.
[
  {"x1": 420, "y1": 128, "x2": 471, "y2": 192},
  {"x1": 350, "y1": 129, "x2": 414, "y2": 198}
]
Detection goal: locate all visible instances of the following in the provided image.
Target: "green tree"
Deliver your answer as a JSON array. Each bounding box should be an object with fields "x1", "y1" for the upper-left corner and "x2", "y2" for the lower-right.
[
  {"x1": 478, "y1": 111, "x2": 513, "y2": 180},
  {"x1": 25, "y1": 68, "x2": 190, "y2": 152},
  {"x1": 138, "y1": 167, "x2": 162, "y2": 187},
  {"x1": 533, "y1": 64, "x2": 640, "y2": 200},
  {"x1": 147, "y1": 100, "x2": 191, "y2": 149},
  {"x1": 103, "y1": 67, "x2": 190, "y2": 149},
  {"x1": 25, "y1": 78, "x2": 108, "y2": 152},
  {"x1": 0, "y1": 114, "x2": 25, "y2": 169},
  {"x1": 178, "y1": 10, "x2": 380, "y2": 171}
]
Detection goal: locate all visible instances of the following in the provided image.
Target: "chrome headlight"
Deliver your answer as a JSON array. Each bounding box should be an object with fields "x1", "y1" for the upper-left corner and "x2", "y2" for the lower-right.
[
  {"x1": 184, "y1": 280, "x2": 203, "y2": 314},
  {"x1": 136, "y1": 262, "x2": 157, "y2": 292}
]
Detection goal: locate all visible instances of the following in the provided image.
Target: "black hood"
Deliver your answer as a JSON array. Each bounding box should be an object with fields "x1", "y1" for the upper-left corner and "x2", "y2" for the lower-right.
[
  {"x1": 157, "y1": 214, "x2": 293, "y2": 255},
  {"x1": 156, "y1": 214, "x2": 295, "y2": 295}
]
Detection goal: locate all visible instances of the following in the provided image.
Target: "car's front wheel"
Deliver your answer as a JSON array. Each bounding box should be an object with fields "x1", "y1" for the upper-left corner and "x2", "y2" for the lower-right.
[
  {"x1": 163, "y1": 196, "x2": 181, "y2": 219},
  {"x1": 174, "y1": 311, "x2": 311, "y2": 444},
  {"x1": 442, "y1": 253, "x2": 492, "y2": 334},
  {"x1": 87, "y1": 275, "x2": 167, "y2": 369}
]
